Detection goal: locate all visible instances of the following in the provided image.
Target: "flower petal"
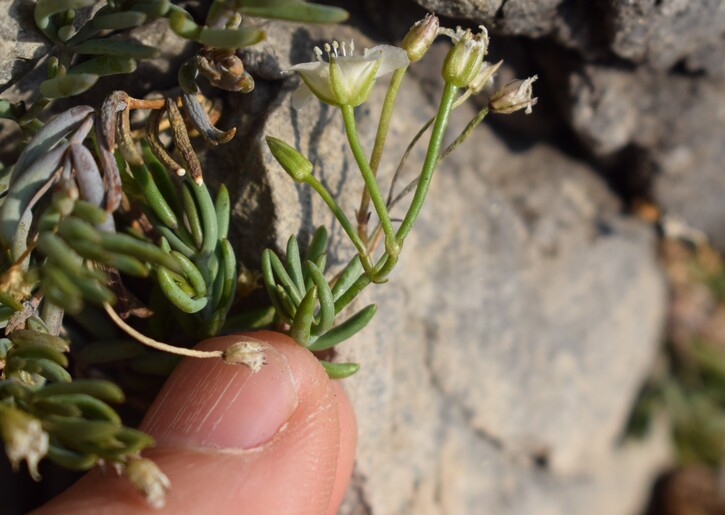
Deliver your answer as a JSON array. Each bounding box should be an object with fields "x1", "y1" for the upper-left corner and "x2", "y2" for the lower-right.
[
  {"x1": 367, "y1": 45, "x2": 409, "y2": 78},
  {"x1": 334, "y1": 55, "x2": 380, "y2": 100},
  {"x1": 291, "y1": 83, "x2": 316, "y2": 109}
]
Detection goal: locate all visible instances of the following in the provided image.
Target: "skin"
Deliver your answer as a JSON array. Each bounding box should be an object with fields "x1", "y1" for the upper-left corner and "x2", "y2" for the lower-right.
[{"x1": 35, "y1": 331, "x2": 357, "y2": 515}]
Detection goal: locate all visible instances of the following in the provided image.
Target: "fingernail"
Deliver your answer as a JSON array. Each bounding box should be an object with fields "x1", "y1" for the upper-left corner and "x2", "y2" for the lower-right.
[{"x1": 140, "y1": 336, "x2": 299, "y2": 450}]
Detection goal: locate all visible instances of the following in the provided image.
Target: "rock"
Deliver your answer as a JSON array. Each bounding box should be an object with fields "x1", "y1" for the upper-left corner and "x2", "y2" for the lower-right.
[
  {"x1": 0, "y1": 0, "x2": 50, "y2": 92},
  {"x1": 607, "y1": 0, "x2": 725, "y2": 70},
  {"x1": 217, "y1": 18, "x2": 669, "y2": 515},
  {"x1": 405, "y1": 0, "x2": 724, "y2": 69},
  {"x1": 560, "y1": 61, "x2": 725, "y2": 249},
  {"x1": 409, "y1": 0, "x2": 502, "y2": 20}
]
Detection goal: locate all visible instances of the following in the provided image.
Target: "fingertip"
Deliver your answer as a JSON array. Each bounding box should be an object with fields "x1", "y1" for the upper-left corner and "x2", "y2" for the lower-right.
[
  {"x1": 327, "y1": 381, "x2": 357, "y2": 515},
  {"x1": 36, "y1": 332, "x2": 355, "y2": 515}
]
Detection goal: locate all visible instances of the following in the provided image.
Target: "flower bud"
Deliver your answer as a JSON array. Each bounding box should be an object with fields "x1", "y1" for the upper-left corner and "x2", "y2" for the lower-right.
[
  {"x1": 441, "y1": 27, "x2": 488, "y2": 88},
  {"x1": 266, "y1": 136, "x2": 313, "y2": 183},
  {"x1": 489, "y1": 75, "x2": 538, "y2": 114},
  {"x1": 125, "y1": 457, "x2": 171, "y2": 509},
  {"x1": 468, "y1": 60, "x2": 503, "y2": 94},
  {"x1": 0, "y1": 406, "x2": 48, "y2": 481},
  {"x1": 401, "y1": 14, "x2": 439, "y2": 62}
]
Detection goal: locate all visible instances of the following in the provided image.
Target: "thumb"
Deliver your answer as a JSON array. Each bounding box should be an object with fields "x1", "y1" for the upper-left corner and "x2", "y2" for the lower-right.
[{"x1": 35, "y1": 331, "x2": 357, "y2": 515}]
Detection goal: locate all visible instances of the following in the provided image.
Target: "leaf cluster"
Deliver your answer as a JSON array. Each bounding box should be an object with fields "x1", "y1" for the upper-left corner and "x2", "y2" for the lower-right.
[{"x1": 0, "y1": 330, "x2": 151, "y2": 476}]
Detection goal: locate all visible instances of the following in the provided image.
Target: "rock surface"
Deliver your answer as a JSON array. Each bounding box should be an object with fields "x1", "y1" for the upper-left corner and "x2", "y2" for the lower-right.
[
  {"x1": 407, "y1": 0, "x2": 725, "y2": 70},
  {"x1": 559, "y1": 62, "x2": 725, "y2": 249},
  {"x1": 224, "y1": 18, "x2": 670, "y2": 515},
  {"x1": 0, "y1": 0, "x2": 50, "y2": 92}
]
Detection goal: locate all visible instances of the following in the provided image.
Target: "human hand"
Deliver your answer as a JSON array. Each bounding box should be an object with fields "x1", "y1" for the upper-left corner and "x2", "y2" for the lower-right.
[{"x1": 35, "y1": 331, "x2": 357, "y2": 514}]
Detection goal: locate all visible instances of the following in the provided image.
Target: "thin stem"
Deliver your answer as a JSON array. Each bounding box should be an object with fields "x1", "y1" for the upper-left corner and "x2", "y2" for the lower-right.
[
  {"x1": 439, "y1": 106, "x2": 489, "y2": 162},
  {"x1": 305, "y1": 175, "x2": 374, "y2": 274},
  {"x1": 373, "y1": 97, "x2": 488, "y2": 253},
  {"x1": 104, "y1": 302, "x2": 223, "y2": 359},
  {"x1": 396, "y1": 81, "x2": 458, "y2": 243},
  {"x1": 333, "y1": 270, "x2": 371, "y2": 314},
  {"x1": 386, "y1": 89, "x2": 471, "y2": 209},
  {"x1": 356, "y1": 67, "x2": 407, "y2": 241},
  {"x1": 340, "y1": 105, "x2": 398, "y2": 259}
]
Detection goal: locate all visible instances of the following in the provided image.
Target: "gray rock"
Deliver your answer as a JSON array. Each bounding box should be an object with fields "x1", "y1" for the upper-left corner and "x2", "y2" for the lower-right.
[
  {"x1": 409, "y1": 0, "x2": 502, "y2": 20},
  {"x1": 0, "y1": 0, "x2": 50, "y2": 92},
  {"x1": 407, "y1": 0, "x2": 725, "y2": 70},
  {"x1": 220, "y1": 20, "x2": 669, "y2": 515},
  {"x1": 607, "y1": 0, "x2": 725, "y2": 70},
  {"x1": 563, "y1": 62, "x2": 725, "y2": 249}
]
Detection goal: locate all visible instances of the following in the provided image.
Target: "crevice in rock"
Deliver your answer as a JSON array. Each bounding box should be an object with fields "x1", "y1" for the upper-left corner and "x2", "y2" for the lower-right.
[{"x1": 350, "y1": 469, "x2": 374, "y2": 515}]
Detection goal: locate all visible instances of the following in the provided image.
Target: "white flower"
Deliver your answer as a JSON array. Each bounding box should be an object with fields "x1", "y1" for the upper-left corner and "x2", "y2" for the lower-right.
[{"x1": 290, "y1": 40, "x2": 409, "y2": 108}]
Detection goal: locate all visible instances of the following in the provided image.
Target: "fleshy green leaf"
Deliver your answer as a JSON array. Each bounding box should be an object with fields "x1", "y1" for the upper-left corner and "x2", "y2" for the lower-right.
[
  {"x1": 71, "y1": 39, "x2": 160, "y2": 59},
  {"x1": 320, "y1": 361, "x2": 360, "y2": 379},
  {"x1": 39, "y1": 74, "x2": 99, "y2": 99},
  {"x1": 236, "y1": 0, "x2": 348, "y2": 23},
  {"x1": 69, "y1": 55, "x2": 137, "y2": 77}
]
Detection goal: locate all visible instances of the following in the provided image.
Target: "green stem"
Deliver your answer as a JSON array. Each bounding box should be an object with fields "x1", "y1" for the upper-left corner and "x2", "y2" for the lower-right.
[
  {"x1": 386, "y1": 89, "x2": 471, "y2": 208},
  {"x1": 340, "y1": 105, "x2": 398, "y2": 260},
  {"x1": 333, "y1": 252, "x2": 395, "y2": 314},
  {"x1": 356, "y1": 66, "x2": 407, "y2": 239},
  {"x1": 305, "y1": 175, "x2": 374, "y2": 274},
  {"x1": 396, "y1": 81, "x2": 458, "y2": 243},
  {"x1": 333, "y1": 268, "x2": 371, "y2": 314}
]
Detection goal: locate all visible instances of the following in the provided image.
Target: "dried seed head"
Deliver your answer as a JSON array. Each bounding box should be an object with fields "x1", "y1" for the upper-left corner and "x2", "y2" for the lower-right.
[
  {"x1": 0, "y1": 267, "x2": 33, "y2": 308},
  {"x1": 0, "y1": 406, "x2": 49, "y2": 481},
  {"x1": 125, "y1": 457, "x2": 171, "y2": 509},
  {"x1": 222, "y1": 340, "x2": 267, "y2": 372},
  {"x1": 489, "y1": 75, "x2": 538, "y2": 114}
]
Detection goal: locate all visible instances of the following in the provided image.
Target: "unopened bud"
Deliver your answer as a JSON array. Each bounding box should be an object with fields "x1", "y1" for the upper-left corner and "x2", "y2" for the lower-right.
[
  {"x1": 222, "y1": 340, "x2": 266, "y2": 372},
  {"x1": 266, "y1": 136, "x2": 313, "y2": 183},
  {"x1": 0, "y1": 406, "x2": 48, "y2": 481},
  {"x1": 489, "y1": 75, "x2": 538, "y2": 114},
  {"x1": 441, "y1": 26, "x2": 488, "y2": 88},
  {"x1": 401, "y1": 14, "x2": 439, "y2": 62},
  {"x1": 125, "y1": 457, "x2": 171, "y2": 509},
  {"x1": 468, "y1": 60, "x2": 503, "y2": 93}
]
